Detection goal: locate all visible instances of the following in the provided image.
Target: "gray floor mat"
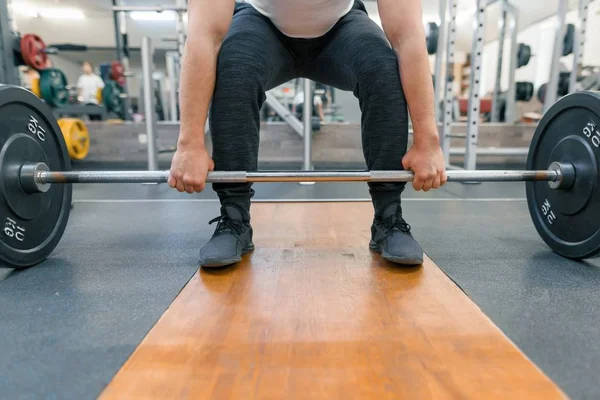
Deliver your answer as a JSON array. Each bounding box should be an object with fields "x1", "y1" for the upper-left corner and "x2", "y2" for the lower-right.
[{"x1": 1, "y1": 191, "x2": 598, "y2": 399}]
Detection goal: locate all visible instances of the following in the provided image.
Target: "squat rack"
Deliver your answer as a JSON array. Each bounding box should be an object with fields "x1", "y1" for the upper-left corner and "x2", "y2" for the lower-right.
[
  {"x1": 437, "y1": 0, "x2": 520, "y2": 170},
  {"x1": 464, "y1": 0, "x2": 522, "y2": 170}
]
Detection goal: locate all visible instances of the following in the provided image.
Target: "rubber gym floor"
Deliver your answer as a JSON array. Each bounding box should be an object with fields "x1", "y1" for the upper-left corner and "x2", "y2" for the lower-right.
[{"x1": 1, "y1": 174, "x2": 599, "y2": 399}]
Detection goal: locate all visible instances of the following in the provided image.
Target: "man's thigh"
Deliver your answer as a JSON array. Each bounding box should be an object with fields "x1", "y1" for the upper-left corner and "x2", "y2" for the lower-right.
[
  {"x1": 304, "y1": 6, "x2": 398, "y2": 92},
  {"x1": 217, "y1": 2, "x2": 297, "y2": 91}
]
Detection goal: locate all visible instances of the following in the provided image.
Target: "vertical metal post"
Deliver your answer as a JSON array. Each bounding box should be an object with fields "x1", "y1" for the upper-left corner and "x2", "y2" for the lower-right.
[
  {"x1": 111, "y1": 0, "x2": 123, "y2": 60},
  {"x1": 116, "y1": 0, "x2": 132, "y2": 120},
  {"x1": 141, "y1": 37, "x2": 159, "y2": 171},
  {"x1": 166, "y1": 51, "x2": 179, "y2": 122},
  {"x1": 1, "y1": 0, "x2": 20, "y2": 85},
  {"x1": 569, "y1": 0, "x2": 590, "y2": 92},
  {"x1": 440, "y1": 0, "x2": 457, "y2": 165},
  {"x1": 433, "y1": 0, "x2": 447, "y2": 122},
  {"x1": 465, "y1": 0, "x2": 486, "y2": 170},
  {"x1": 491, "y1": 3, "x2": 507, "y2": 123},
  {"x1": 302, "y1": 79, "x2": 313, "y2": 172},
  {"x1": 504, "y1": 2, "x2": 519, "y2": 123},
  {"x1": 544, "y1": 0, "x2": 568, "y2": 112},
  {"x1": 175, "y1": 0, "x2": 187, "y2": 58},
  {"x1": 6, "y1": 0, "x2": 18, "y2": 32}
]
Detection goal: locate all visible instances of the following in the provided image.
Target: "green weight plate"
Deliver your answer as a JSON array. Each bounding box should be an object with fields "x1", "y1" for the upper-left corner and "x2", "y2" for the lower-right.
[
  {"x1": 39, "y1": 68, "x2": 69, "y2": 108},
  {"x1": 0, "y1": 85, "x2": 72, "y2": 268},
  {"x1": 102, "y1": 80, "x2": 124, "y2": 115},
  {"x1": 526, "y1": 91, "x2": 600, "y2": 259}
]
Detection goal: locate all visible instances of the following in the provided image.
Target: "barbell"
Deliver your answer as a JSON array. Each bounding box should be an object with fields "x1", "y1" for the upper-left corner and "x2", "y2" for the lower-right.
[{"x1": 1, "y1": 84, "x2": 600, "y2": 268}]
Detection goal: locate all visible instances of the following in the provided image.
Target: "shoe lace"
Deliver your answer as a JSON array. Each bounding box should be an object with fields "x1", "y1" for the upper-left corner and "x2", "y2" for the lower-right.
[
  {"x1": 209, "y1": 215, "x2": 246, "y2": 236},
  {"x1": 379, "y1": 207, "x2": 411, "y2": 235}
]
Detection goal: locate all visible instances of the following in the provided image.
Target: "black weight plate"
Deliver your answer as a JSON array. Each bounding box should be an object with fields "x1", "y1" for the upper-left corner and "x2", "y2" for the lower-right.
[
  {"x1": 0, "y1": 134, "x2": 51, "y2": 220},
  {"x1": 517, "y1": 43, "x2": 531, "y2": 68},
  {"x1": 0, "y1": 85, "x2": 72, "y2": 268},
  {"x1": 537, "y1": 83, "x2": 547, "y2": 103},
  {"x1": 526, "y1": 91, "x2": 600, "y2": 259},
  {"x1": 558, "y1": 72, "x2": 570, "y2": 97},
  {"x1": 39, "y1": 68, "x2": 69, "y2": 108},
  {"x1": 515, "y1": 82, "x2": 534, "y2": 102},
  {"x1": 563, "y1": 24, "x2": 575, "y2": 56},
  {"x1": 425, "y1": 22, "x2": 439, "y2": 55}
]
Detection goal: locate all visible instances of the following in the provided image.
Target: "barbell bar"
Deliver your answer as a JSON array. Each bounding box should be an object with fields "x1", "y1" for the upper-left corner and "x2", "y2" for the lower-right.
[
  {"x1": 22, "y1": 162, "x2": 563, "y2": 191},
  {"x1": 1, "y1": 85, "x2": 600, "y2": 269}
]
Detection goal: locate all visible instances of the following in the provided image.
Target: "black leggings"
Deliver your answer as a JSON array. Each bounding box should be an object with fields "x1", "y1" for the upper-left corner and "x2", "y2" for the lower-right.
[{"x1": 209, "y1": 1, "x2": 409, "y2": 208}]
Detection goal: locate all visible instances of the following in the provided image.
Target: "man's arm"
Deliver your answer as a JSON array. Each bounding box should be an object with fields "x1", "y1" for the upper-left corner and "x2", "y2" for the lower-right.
[
  {"x1": 377, "y1": 0, "x2": 447, "y2": 191},
  {"x1": 377, "y1": 0, "x2": 437, "y2": 142},
  {"x1": 168, "y1": 0, "x2": 235, "y2": 193},
  {"x1": 178, "y1": 0, "x2": 235, "y2": 148}
]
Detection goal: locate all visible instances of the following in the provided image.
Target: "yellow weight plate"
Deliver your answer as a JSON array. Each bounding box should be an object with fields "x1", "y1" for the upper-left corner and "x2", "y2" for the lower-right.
[
  {"x1": 57, "y1": 118, "x2": 90, "y2": 160},
  {"x1": 31, "y1": 78, "x2": 41, "y2": 97},
  {"x1": 57, "y1": 118, "x2": 72, "y2": 150}
]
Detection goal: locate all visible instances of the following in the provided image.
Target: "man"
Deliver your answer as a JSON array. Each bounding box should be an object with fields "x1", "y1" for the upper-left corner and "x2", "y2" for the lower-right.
[
  {"x1": 76, "y1": 61, "x2": 104, "y2": 106},
  {"x1": 168, "y1": 0, "x2": 447, "y2": 268}
]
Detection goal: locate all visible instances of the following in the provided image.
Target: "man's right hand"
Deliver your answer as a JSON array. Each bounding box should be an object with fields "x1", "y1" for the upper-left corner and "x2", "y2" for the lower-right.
[{"x1": 168, "y1": 145, "x2": 215, "y2": 194}]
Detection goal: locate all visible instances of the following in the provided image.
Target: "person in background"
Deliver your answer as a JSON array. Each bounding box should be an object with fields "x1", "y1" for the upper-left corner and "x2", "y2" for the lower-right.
[
  {"x1": 76, "y1": 61, "x2": 105, "y2": 121},
  {"x1": 292, "y1": 90, "x2": 325, "y2": 122}
]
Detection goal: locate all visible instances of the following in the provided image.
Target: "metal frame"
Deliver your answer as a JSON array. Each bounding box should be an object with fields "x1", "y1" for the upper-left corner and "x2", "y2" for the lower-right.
[
  {"x1": 569, "y1": 0, "x2": 591, "y2": 92},
  {"x1": 490, "y1": 1, "x2": 518, "y2": 123},
  {"x1": 504, "y1": 2, "x2": 519, "y2": 123},
  {"x1": 440, "y1": 0, "x2": 458, "y2": 165},
  {"x1": 302, "y1": 79, "x2": 313, "y2": 172},
  {"x1": 175, "y1": 0, "x2": 187, "y2": 57},
  {"x1": 141, "y1": 37, "x2": 158, "y2": 171},
  {"x1": 464, "y1": 0, "x2": 487, "y2": 171},
  {"x1": 462, "y1": 0, "x2": 520, "y2": 170},
  {"x1": 165, "y1": 51, "x2": 180, "y2": 122},
  {"x1": 491, "y1": 4, "x2": 507, "y2": 123},
  {"x1": 433, "y1": 0, "x2": 447, "y2": 122},
  {"x1": 115, "y1": 0, "x2": 132, "y2": 120},
  {"x1": 544, "y1": 0, "x2": 568, "y2": 112},
  {"x1": 0, "y1": 0, "x2": 20, "y2": 86}
]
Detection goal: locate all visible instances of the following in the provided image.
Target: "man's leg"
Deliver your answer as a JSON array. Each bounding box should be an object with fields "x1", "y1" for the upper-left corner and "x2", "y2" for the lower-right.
[
  {"x1": 304, "y1": 1, "x2": 422, "y2": 265},
  {"x1": 201, "y1": 3, "x2": 297, "y2": 267}
]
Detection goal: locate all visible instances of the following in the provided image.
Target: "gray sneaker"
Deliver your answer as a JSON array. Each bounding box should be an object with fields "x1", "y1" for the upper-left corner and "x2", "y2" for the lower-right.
[
  {"x1": 199, "y1": 204, "x2": 254, "y2": 268},
  {"x1": 369, "y1": 203, "x2": 424, "y2": 265}
]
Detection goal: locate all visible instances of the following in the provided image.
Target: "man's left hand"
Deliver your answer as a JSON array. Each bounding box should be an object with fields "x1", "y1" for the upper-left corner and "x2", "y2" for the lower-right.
[{"x1": 402, "y1": 136, "x2": 447, "y2": 192}]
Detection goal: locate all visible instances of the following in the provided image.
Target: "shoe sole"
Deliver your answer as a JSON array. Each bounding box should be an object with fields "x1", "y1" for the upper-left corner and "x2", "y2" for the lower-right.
[
  {"x1": 369, "y1": 240, "x2": 423, "y2": 266},
  {"x1": 200, "y1": 244, "x2": 255, "y2": 268}
]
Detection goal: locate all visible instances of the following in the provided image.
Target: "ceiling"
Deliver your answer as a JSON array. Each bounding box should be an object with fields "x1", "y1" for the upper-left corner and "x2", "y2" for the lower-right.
[{"x1": 11, "y1": 0, "x2": 579, "y2": 54}]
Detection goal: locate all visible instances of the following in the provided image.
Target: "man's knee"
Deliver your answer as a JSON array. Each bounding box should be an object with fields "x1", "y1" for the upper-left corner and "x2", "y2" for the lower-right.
[{"x1": 352, "y1": 41, "x2": 403, "y2": 98}]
